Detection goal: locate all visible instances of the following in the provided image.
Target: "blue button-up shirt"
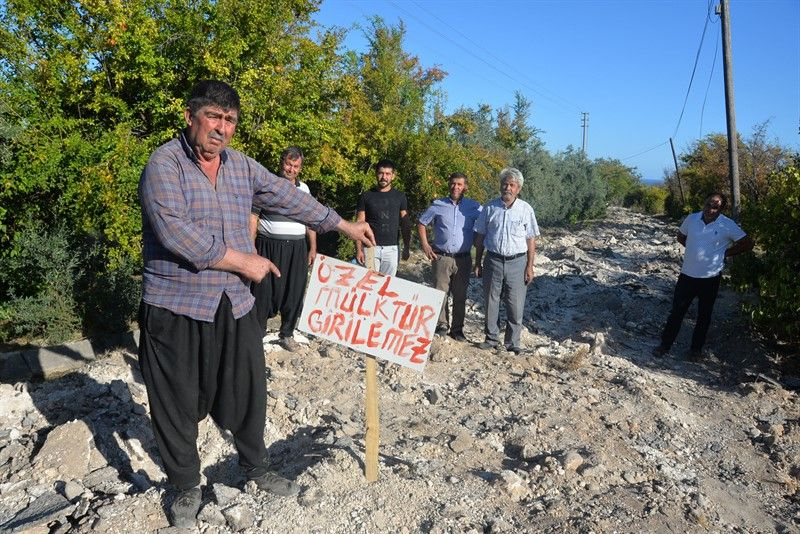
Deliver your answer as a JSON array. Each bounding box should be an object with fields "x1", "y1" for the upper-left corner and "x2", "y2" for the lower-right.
[
  {"x1": 418, "y1": 197, "x2": 482, "y2": 254},
  {"x1": 139, "y1": 131, "x2": 342, "y2": 322},
  {"x1": 474, "y1": 197, "x2": 540, "y2": 256}
]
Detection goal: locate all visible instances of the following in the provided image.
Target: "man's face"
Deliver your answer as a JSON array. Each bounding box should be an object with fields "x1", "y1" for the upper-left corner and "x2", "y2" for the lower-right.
[
  {"x1": 449, "y1": 178, "x2": 467, "y2": 201},
  {"x1": 501, "y1": 178, "x2": 521, "y2": 203},
  {"x1": 280, "y1": 156, "x2": 303, "y2": 182},
  {"x1": 184, "y1": 105, "x2": 238, "y2": 160},
  {"x1": 703, "y1": 195, "x2": 723, "y2": 222},
  {"x1": 376, "y1": 166, "x2": 395, "y2": 189}
]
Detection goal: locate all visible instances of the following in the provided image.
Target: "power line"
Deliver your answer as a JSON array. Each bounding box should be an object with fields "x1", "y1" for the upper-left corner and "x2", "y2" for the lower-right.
[
  {"x1": 620, "y1": 141, "x2": 669, "y2": 162},
  {"x1": 385, "y1": 0, "x2": 582, "y2": 115},
  {"x1": 405, "y1": 0, "x2": 582, "y2": 113},
  {"x1": 700, "y1": 24, "x2": 721, "y2": 138},
  {"x1": 672, "y1": 0, "x2": 715, "y2": 139}
]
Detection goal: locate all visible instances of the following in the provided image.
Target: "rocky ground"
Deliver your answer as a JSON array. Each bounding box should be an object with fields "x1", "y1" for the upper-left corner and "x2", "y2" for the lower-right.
[{"x1": 0, "y1": 207, "x2": 798, "y2": 533}]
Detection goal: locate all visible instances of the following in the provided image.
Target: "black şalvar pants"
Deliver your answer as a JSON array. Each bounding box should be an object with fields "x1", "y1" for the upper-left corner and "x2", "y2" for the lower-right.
[
  {"x1": 250, "y1": 235, "x2": 308, "y2": 338},
  {"x1": 138, "y1": 295, "x2": 268, "y2": 490},
  {"x1": 659, "y1": 273, "x2": 722, "y2": 352}
]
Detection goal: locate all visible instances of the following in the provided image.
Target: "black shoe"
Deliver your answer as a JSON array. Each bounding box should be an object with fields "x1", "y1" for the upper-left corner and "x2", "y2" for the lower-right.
[
  {"x1": 435, "y1": 324, "x2": 449, "y2": 336},
  {"x1": 169, "y1": 486, "x2": 201, "y2": 528},
  {"x1": 651, "y1": 345, "x2": 668, "y2": 358},
  {"x1": 506, "y1": 345, "x2": 523, "y2": 355},
  {"x1": 449, "y1": 331, "x2": 468, "y2": 342},
  {"x1": 687, "y1": 349, "x2": 703, "y2": 362},
  {"x1": 477, "y1": 341, "x2": 498, "y2": 350},
  {"x1": 250, "y1": 471, "x2": 300, "y2": 496}
]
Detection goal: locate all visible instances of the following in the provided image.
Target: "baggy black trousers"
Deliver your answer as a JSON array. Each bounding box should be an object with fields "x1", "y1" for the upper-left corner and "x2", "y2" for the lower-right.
[
  {"x1": 138, "y1": 295, "x2": 268, "y2": 489},
  {"x1": 659, "y1": 273, "x2": 722, "y2": 352},
  {"x1": 251, "y1": 235, "x2": 308, "y2": 338}
]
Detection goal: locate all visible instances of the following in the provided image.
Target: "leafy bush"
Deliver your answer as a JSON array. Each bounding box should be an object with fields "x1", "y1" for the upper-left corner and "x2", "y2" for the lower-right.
[
  {"x1": 595, "y1": 158, "x2": 641, "y2": 206},
  {"x1": 0, "y1": 226, "x2": 82, "y2": 344},
  {"x1": 75, "y1": 239, "x2": 141, "y2": 337},
  {"x1": 0, "y1": 225, "x2": 141, "y2": 345},
  {"x1": 732, "y1": 160, "x2": 800, "y2": 346},
  {"x1": 624, "y1": 185, "x2": 668, "y2": 214}
]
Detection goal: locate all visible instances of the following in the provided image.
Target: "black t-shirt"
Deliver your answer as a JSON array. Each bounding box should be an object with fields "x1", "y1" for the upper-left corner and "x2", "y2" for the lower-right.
[{"x1": 357, "y1": 188, "x2": 408, "y2": 246}]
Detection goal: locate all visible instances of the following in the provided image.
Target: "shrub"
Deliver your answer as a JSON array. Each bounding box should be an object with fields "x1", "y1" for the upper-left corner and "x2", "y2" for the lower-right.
[
  {"x1": 733, "y1": 160, "x2": 800, "y2": 346},
  {"x1": 624, "y1": 185, "x2": 668, "y2": 214},
  {"x1": 0, "y1": 225, "x2": 141, "y2": 345},
  {"x1": 0, "y1": 225, "x2": 82, "y2": 344}
]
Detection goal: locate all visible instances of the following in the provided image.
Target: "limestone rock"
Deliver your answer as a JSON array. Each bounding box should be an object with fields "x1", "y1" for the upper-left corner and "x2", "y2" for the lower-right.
[
  {"x1": 33, "y1": 420, "x2": 94, "y2": 480},
  {"x1": 561, "y1": 450, "x2": 584, "y2": 472},
  {"x1": 223, "y1": 503, "x2": 255, "y2": 532}
]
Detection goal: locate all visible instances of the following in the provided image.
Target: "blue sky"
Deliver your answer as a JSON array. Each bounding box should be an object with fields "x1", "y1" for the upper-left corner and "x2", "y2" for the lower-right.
[{"x1": 313, "y1": 0, "x2": 800, "y2": 183}]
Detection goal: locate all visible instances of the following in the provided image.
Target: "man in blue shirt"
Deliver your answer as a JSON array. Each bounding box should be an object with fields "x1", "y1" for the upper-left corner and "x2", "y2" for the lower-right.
[
  {"x1": 417, "y1": 173, "x2": 482, "y2": 341},
  {"x1": 473, "y1": 168, "x2": 540, "y2": 354}
]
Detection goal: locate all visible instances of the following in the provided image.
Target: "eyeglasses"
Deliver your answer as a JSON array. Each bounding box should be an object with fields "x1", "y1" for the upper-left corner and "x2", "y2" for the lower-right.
[{"x1": 705, "y1": 202, "x2": 722, "y2": 210}]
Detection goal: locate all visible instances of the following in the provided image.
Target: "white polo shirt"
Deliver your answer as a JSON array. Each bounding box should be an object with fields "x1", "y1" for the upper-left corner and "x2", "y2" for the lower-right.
[{"x1": 680, "y1": 212, "x2": 746, "y2": 278}]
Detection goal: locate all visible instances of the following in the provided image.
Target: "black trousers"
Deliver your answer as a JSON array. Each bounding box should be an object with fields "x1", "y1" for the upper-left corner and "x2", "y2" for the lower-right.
[
  {"x1": 659, "y1": 273, "x2": 722, "y2": 352},
  {"x1": 251, "y1": 235, "x2": 308, "y2": 338},
  {"x1": 138, "y1": 295, "x2": 268, "y2": 489}
]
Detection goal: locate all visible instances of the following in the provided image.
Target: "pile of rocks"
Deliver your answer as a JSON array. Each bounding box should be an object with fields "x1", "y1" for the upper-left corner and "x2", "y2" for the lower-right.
[{"x1": 1, "y1": 207, "x2": 797, "y2": 532}]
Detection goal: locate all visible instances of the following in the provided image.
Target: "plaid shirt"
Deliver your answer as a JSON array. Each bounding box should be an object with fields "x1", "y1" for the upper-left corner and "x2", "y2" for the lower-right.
[{"x1": 139, "y1": 131, "x2": 341, "y2": 321}]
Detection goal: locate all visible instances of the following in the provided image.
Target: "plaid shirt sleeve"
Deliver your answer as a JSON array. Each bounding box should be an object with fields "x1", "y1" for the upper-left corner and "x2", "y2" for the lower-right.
[{"x1": 250, "y1": 157, "x2": 342, "y2": 232}]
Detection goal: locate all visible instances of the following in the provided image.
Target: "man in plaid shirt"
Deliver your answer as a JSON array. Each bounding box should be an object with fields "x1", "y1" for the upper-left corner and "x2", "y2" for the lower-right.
[{"x1": 138, "y1": 80, "x2": 374, "y2": 528}]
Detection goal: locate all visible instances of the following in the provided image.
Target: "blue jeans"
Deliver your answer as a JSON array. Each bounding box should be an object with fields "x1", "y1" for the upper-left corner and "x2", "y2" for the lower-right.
[{"x1": 369, "y1": 245, "x2": 399, "y2": 276}]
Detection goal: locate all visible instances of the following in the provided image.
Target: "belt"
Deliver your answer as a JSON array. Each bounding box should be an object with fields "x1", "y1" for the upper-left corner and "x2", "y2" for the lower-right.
[
  {"x1": 487, "y1": 251, "x2": 526, "y2": 261},
  {"x1": 433, "y1": 249, "x2": 470, "y2": 258},
  {"x1": 257, "y1": 232, "x2": 306, "y2": 241}
]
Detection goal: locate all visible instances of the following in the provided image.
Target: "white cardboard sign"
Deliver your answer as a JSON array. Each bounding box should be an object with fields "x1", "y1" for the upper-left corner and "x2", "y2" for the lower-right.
[{"x1": 298, "y1": 255, "x2": 445, "y2": 372}]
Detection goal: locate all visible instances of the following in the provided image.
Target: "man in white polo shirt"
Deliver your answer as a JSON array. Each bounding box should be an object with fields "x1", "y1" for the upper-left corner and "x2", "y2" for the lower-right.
[
  {"x1": 250, "y1": 146, "x2": 316, "y2": 351},
  {"x1": 653, "y1": 192, "x2": 754, "y2": 360}
]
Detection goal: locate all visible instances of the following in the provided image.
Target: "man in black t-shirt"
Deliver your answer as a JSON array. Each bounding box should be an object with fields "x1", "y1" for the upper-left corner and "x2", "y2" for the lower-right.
[{"x1": 356, "y1": 159, "x2": 411, "y2": 276}]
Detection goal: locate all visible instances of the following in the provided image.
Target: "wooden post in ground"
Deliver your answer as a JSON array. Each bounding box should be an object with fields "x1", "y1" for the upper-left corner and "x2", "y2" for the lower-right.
[{"x1": 364, "y1": 246, "x2": 380, "y2": 482}]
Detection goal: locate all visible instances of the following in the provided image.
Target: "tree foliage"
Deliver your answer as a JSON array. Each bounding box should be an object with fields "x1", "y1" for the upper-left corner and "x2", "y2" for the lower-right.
[
  {"x1": 732, "y1": 159, "x2": 800, "y2": 347},
  {"x1": 2, "y1": 0, "x2": 791, "y2": 346}
]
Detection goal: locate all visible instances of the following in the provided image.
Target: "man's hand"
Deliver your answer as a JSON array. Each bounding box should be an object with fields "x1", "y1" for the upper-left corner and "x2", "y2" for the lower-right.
[
  {"x1": 307, "y1": 249, "x2": 317, "y2": 267},
  {"x1": 356, "y1": 248, "x2": 366, "y2": 266},
  {"x1": 338, "y1": 220, "x2": 376, "y2": 248},
  {"x1": 401, "y1": 246, "x2": 410, "y2": 261},
  {"x1": 213, "y1": 248, "x2": 280, "y2": 282},
  {"x1": 422, "y1": 243, "x2": 438, "y2": 261},
  {"x1": 524, "y1": 265, "x2": 535, "y2": 285}
]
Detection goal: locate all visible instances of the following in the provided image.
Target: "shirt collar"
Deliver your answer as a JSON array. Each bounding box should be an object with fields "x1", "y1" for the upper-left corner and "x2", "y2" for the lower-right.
[{"x1": 178, "y1": 129, "x2": 229, "y2": 165}]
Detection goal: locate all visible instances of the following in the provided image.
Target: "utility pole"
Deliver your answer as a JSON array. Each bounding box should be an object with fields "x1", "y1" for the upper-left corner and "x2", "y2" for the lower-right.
[
  {"x1": 581, "y1": 112, "x2": 589, "y2": 156},
  {"x1": 669, "y1": 138, "x2": 685, "y2": 205},
  {"x1": 717, "y1": 0, "x2": 741, "y2": 220}
]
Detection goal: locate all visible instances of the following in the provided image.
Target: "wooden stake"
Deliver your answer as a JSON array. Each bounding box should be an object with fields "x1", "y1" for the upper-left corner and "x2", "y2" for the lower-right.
[
  {"x1": 364, "y1": 245, "x2": 379, "y2": 482},
  {"x1": 365, "y1": 355, "x2": 379, "y2": 482}
]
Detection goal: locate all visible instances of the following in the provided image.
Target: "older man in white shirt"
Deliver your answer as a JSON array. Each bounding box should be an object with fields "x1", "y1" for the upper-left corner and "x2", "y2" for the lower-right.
[{"x1": 473, "y1": 168, "x2": 540, "y2": 354}]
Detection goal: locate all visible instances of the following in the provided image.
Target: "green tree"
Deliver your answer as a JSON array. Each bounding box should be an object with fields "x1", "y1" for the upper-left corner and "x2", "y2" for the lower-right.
[
  {"x1": 594, "y1": 158, "x2": 641, "y2": 206},
  {"x1": 734, "y1": 158, "x2": 800, "y2": 346},
  {"x1": 0, "y1": 0, "x2": 350, "y2": 341}
]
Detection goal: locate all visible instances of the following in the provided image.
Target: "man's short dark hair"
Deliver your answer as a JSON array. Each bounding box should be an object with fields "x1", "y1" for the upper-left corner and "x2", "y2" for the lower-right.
[
  {"x1": 375, "y1": 159, "x2": 395, "y2": 173},
  {"x1": 281, "y1": 146, "x2": 304, "y2": 163},
  {"x1": 187, "y1": 80, "x2": 241, "y2": 116},
  {"x1": 449, "y1": 172, "x2": 467, "y2": 182},
  {"x1": 708, "y1": 192, "x2": 728, "y2": 209}
]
